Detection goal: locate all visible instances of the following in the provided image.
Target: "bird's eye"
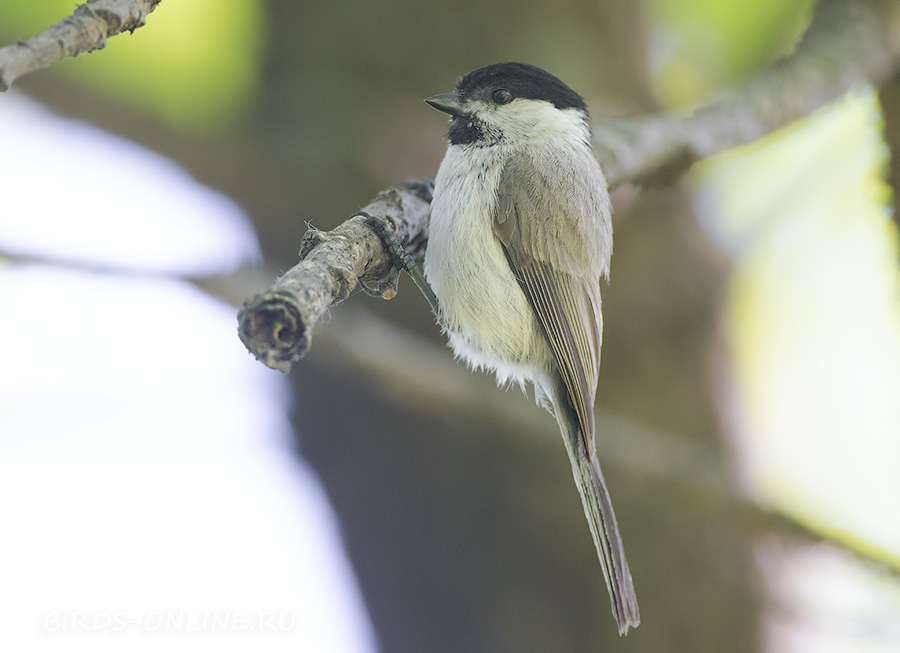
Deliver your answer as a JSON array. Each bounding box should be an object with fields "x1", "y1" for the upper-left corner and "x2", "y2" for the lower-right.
[{"x1": 492, "y1": 88, "x2": 512, "y2": 105}]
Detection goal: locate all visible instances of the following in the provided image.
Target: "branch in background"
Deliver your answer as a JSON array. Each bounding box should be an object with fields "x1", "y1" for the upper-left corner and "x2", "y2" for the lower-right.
[
  {"x1": 0, "y1": 0, "x2": 161, "y2": 92},
  {"x1": 595, "y1": 0, "x2": 900, "y2": 185},
  {"x1": 240, "y1": 0, "x2": 900, "y2": 371},
  {"x1": 879, "y1": 71, "x2": 900, "y2": 231},
  {"x1": 316, "y1": 306, "x2": 900, "y2": 576}
]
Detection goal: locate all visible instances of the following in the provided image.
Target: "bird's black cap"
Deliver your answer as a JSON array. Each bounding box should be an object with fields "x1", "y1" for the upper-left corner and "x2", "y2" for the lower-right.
[{"x1": 456, "y1": 62, "x2": 588, "y2": 114}]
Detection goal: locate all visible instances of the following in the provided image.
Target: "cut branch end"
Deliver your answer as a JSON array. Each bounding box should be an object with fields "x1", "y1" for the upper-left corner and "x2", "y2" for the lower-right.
[{"x1": 238, "y1": 291, "x2": 308, "y2": 372}]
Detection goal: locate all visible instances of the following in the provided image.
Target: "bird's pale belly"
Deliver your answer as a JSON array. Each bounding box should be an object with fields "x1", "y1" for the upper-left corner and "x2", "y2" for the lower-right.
[{"x1": 425, "y1": 193, "x2": 550, "y2": 385}]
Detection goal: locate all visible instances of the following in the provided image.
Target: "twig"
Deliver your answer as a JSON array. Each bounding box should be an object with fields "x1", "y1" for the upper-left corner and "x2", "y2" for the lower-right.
[
  {"x1": 239, "y1": 0, "x2": 900, "y2": 371},
  {"x1": 0, "y1": 0, "x2": 162, "y2": 92}
]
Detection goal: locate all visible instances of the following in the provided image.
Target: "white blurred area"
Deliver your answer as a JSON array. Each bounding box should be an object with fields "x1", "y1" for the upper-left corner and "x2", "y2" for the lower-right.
[
  {"x1": 696, "y1": 89, "x2": 900, "y2": 651},
  {"x1": 759, "y1": 541, "x2": 900, "y2": 653},
  {"x1": 0, "y1": 96, "x2": 260, "y2": 276},
  {"x1": 0, "y1": 95, "x2": 376, "y2": 652}
]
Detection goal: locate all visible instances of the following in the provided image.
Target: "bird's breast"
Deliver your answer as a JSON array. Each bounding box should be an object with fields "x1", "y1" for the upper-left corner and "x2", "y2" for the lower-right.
[{"x1": 424, "y1": 146, "x2": 549, "y2": 384}]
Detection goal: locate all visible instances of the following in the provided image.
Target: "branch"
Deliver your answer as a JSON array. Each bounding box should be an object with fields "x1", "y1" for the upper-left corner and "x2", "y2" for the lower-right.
[
  {"x1": 0, "y1": 0, "x2": 162, "y2": 92},
  {"x1": 237, "y1": 182, "x2": 433, "y2": 372},
  {"x1": 879, "y1": 71, "x2": 900, "y2": 232},
  {"x1": 239, "y1": 0, "x2": 900, "y2": 371},
  {"x1": 595, "y1": 0, "x2": 900, "y2": 185}
]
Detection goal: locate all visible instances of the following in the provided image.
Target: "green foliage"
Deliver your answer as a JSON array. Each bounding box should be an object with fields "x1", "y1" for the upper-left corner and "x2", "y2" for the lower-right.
[{"x1": 645, "y1": 0, "x2": 814, "y2": 106}]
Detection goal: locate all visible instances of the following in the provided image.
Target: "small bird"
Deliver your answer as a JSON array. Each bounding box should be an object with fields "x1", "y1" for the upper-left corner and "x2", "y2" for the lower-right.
[{"x1": 423, "y1": 62, "x2": 639, "y2": 633}]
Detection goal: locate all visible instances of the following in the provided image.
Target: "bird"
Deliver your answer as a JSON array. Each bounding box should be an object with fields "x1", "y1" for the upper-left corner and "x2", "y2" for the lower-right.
[{"x1": 422, "y1": 62, "x2": 640, "y2": 634}]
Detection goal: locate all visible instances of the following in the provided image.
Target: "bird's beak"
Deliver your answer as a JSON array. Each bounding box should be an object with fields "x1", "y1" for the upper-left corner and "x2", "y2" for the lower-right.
[{"x1": 425, "y1": 91, "x2": 465, "y2": 117}]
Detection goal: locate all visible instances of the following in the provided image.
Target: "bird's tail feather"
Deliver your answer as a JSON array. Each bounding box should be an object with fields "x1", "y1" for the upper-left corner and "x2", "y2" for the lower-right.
[{"x1": 561, "y1": 422, "x2": 640, "y2": 634}]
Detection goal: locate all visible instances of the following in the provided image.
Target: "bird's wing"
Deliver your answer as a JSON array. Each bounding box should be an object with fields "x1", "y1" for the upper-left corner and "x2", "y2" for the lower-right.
[
  {"x1": 492, "y1": 151, "x2": 640, "y2": 633},
  {"x1": 492, "y1": 150, "x2": 604, "y2": 450}
]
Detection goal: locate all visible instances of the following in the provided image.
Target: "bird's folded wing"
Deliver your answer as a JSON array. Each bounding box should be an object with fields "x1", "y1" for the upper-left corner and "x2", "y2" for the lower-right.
[{"x1": 492, "y1": 152, "x2": 603, "y2": 448}]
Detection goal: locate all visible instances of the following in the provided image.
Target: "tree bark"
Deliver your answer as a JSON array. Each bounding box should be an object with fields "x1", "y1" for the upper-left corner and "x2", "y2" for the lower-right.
[{"x1": 0, "y1": 0, "x2": 162, "y2": 91}]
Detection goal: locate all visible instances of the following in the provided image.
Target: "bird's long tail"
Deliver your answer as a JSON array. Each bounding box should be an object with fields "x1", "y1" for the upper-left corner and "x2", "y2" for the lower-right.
[{"x1": 554, "y1": 399, "x2": 640, "y2": 634}]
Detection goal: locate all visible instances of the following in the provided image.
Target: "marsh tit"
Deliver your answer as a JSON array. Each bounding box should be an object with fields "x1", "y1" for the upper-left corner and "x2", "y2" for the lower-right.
[{"x1": 423, "y1": 62, "x2": 639, "y2": 634}]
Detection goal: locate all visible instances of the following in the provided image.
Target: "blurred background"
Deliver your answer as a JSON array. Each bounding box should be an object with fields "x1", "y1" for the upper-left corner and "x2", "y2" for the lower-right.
[{"x1": 1, "y1": 0, "x2": 899, "y2": 651}]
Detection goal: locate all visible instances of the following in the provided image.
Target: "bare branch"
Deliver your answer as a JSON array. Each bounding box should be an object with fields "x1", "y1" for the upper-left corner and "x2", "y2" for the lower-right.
[
  {"x1": 0, "y1": 0, "x2": 162, "y2": 92},
  {"x1": 239, "y1": 0, "x2": 900, "y2": 371},
  {"x1": 595, "y1": 0, "x2": 900, "y2": 186},
  {"x1": 879, "y1": 71, "x2": 900, "y2": 231},
  {"x1": 237, "y1": 182, "x2": 433, "y2": 372}
]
